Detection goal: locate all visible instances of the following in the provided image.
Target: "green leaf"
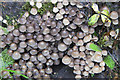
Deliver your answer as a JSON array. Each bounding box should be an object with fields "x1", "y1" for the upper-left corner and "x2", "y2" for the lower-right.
[
  {"x1": 104, "y1": 55, "x2": 115, "y2": 70},
  {"x1": 101, "y1": 14, "x2": 111, "y2": 23},
  {"x1": 0, "y1": 26, "x2": 9, "y2": 35},
  {"x1": 91, "y1": 74, "x2": 94, "y2": 77},
  {"x1": 89, "y1": 43, "x2": 102, "y2": 52},
  {"x1": 101, "y1": 10, "x2": 109, "y2": 17},
  {"x1": 88, "y1": 14, "x2": 100, "y2": 26},
  {"x1": 92, "y1": 3, "x2": 100, "y2": 13}
]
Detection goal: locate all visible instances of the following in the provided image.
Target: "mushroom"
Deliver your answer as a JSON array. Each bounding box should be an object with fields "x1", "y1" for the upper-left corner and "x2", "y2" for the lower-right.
[
  {"x1": 7, "y1": 25, "x2": 14, "y2": 32},
  {"x1": 63, "y1": 18, "x2": 70, "y2": 26},
  {"x1": 92, "y1": 53, "x2": 103, "y2": 63},
  {"x1": 58, "y1": 43, "x2": 67, "y2": 51},
  {"x1": 92, "y1": 65, "x2": 102, "y2": 73},
  {"x1": 12, "y1": 51, "x2": 21, "y2": 60},
  {"x1": 112, "y1": 19, "x2": 118, "y2": 25},
  {"x1": 38, "y1": 41, "x2": 47, "y2": 50},
  {"x1": 82, "y1": 71, "x2": 89, "y2": 76},
  {"x1": 30, "y1": 8, "x2": 37, "y2": 15},
  {"x1": 36, "y1": 2, "x2": 42, "y2": 8},
  {"x1": 57, "y1": 2, "x2": 63, "y2": 9},
  {"x1": 22, "y1": 53, "x2": 30, "y2": 60},
  {"x1": 110, "y1": 30, "x2": 116, "y2": 37},
  {"x1": 62, "y1": 55, "x2": 71, "y2": 65},
  {"x1": 71, "y1": 51, "x2": 80, "y2": 58},
  {"x1": 100, "y1": 61, "x2": 105, "y2": 67},
  {"x1": 59, "y1": 9, "x2": 65, "y2": 15},
  {"x1": 83, "y1": 35, "x2": 92, "y2": 43},
  {"x1": 19, "y1": 25, "x2": 26, "y2": 32},
  {"x1": 102, "y1": 50, "x2": 107, "y2": 56},
  {"x1": 110, "y1": 11, "x2": 118, "y2": 19},
  {"x1": 81, "y1": 25, "x2": 89, "y2": 33},
  {"x1": 53, "y1": 7, "x2": 59, "y2": 13}
]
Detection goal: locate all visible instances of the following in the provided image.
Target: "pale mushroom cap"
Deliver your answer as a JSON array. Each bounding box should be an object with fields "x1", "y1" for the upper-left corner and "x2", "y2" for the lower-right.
[
  {"x1": 75, "y1": 74, "x2": 82, "y2": 79},
  {"x1": 62, "y1": 55, "x2": 71, "y2": 65},
  {"x1": 85, "y1": 65, "x2": 90, "y2": 71},
  {"x1": 110, "y1": 11, "x2": 118, "y2": 19},
  {"x1": 89, "y1": 28, "x2": 95, "y2": 34},
  {"x1": 36, "y1": 2, "x2": 42, "y2": 8},
  {"x1": 82, "y1": 71, "x2": 89, "y2": 76},
  {"x1": 30, "y1": 0, "x2": 34, "y2": 6},
  {"x1": 88, "y1": 61, "x2": 94, "y2": 68},
  {"x1": 51, "y1": 0, "x2": 58, "y2": 4},
  {"x1": 0, "y1": 28, "x2": 4, "y2": 35},
  {"x1": 92, "y1": 65, "x2": 101, "y2": 73},
  {"x1": 110, "y1": 30, "x2": 116, "y2": 37},
  {"x1": 0, "y1": 16, "x2": 3, "y2": 21},
  {"x1": 59, "y1": 9, "x2": 65, "y2": 15},
  {"x1": 12, "y1": 51, "x2": 21, "y2": 60},
  {"x1": 100, "y1": 61, "x2": 105, "y2": 67},
  {"x1": 102, "y1": 50, "x2": 107, "y2": 56},
  {"x1": 7, "y1": 25, "x2": 14, "y2": 32},
  {"x1": 86, "y1": 42, "x2": 92, "y2": 50},
  {"x1": 81, "y1": 25, "x2": 89, "y2": 33},
  {"x1": 63, "y1": 18, "x2": 70, "y2": 26},
  {"x1": 73, "y1": 70, "x2": 81, "y2": 75},
  {"x1": 92, "y1": 36, "x2": 98, "y2": 42},
  {"x1": 93, "y1": 54, "x2": 103, "y2": 63},
  {"x1": 105, "y1": 21, "x2": 111, "y2": 27},
  {"x1": 112, "y1": 19, "x2": 119, "y2": 25},
  {"x1": 56, "y1": 13, "x2": 63, "y2": 20},
  {"x1": 83, "y1": 35, "x2": 92, "y2": 43},
  {"x1": 79, "y1": 46, "x2": 85, "y2": 51},
  {"x1": 71, "y1": 51, "x2": 80, "y2": 58},
  {"x1": 57, "y1": 2, "x2": 63, "y2": 9},
  {"x1": 23, "y1": 11, "x2": 29, "y2": 18},
  {"x1": 62, "y1": 0, "x2": 69, "y2": 6},
  {"x1": 79, "y1": 52, "x2": 86, "y2": 59},
  {"x1": 76, "y1": 40, "x2": 84, "y2": 46},
  {"x1": 30, "y1": 8, "x2": 37, "y2": 15},
  {"x1": 53, "y1": 7, "x2": 59, "y2": 13},
  {"x1": 58, "y1": 43, "x2": 67, "y2": 51}
]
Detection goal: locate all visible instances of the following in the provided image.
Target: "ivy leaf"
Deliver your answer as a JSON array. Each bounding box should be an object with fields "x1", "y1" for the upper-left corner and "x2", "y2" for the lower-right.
[
  {"x1": 0, "y1": 26, "x2": 9, "y2": 35},
  {"x1": 101, "y1": 10, "x2": 109, "y2": 17},
  {"x1": 89, "y1": 43, "x2": 102, "y2": 52},
  {"x1": 92, "y1": 3, "x2": 100, "y2": 13},
  {"x1": 101, "y1": 14, "x2": 111, "y2": 23},
  {"x1": 88, "y1": 14, "x2": 100, "y2": 26},
  {"x1": 104, "y1": 55, "x2": 115, "y2": 70}
]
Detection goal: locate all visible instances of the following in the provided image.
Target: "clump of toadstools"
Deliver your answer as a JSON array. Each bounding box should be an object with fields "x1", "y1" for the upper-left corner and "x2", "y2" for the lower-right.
[{"x1": 1, "y1": 1, "x2": 118, "y2": 79}]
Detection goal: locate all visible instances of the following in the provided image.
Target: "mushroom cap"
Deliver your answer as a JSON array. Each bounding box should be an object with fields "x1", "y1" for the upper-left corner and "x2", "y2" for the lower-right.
[
  {"x1": 102, "y1": 50, "x2": 107, "y2": 56},
  {"x1": 100, "y1": 61, "x2": 105, "y2": 66},
  {"x1": 92, "y1": 65, "x2": 102, "y2": 73},
  {"x1": 53, "y1": 7, "x2": 59, "y2": 13},
  {"x1": 0, "y1": 28, "x2": 4, "y2": 35},
  {"x1": 22, "y1": 53, "x2": 30, "y2": 60},
  {"x1": 19, "y1": 25, "x2": 26, "y2": 32},
  {"x1": 7, "y1": 25, "x2": 14, "y2": 32},
  {"x1": 10, "y1": 43, "x2": 17, "y2": 50},
  {"x1": 18, "y1": 17, "x2": 26, "y2": 24},
  {"x1": 12, "y1": 51, "x2": 21, "y2": 60},
  {"x1": 110, "y1": 11, "x2": 118, "y2": 19},
  {"x1": 79, "y1": 46, "x2": 85, "y2": 52},
  {"x1": 76, "y1": 40, "x2": 84, "y2": 46},
  {"x1": 57, "y1": 2, "x2": 63, "y2": 9},
  {"x1": 71, "y1": 51, "x2": 80, "y2": 58},
  {"x1": 63, "y1": 37, "x2": 72, "y2": 45},
  {"x1": 59, "y1": 9, "x2": 65, "y2": 15},
  {"x1": 83, "y1": 35, "x2": 92, "y2": 43},
  {"x1": 112, "y1": 19, "x2": 119, "y2": 25},
  {"x1": 62, "y1": 55, "x2": 71, "y2": 65},
  {"x1": 63, "y1": 18, "x2": 70, "y2": 26},
  {"x1": 36, "y1": 2, "x2": 42, "y2": 8},
  {"x1": 82, "y1": 71, "x2": 89, "y2": 76},
  {"x1": 93, "y1": 54, "x2": 103, "y2": 63},
  {"x1": 110, "y1": 30, "x2": 116, "y2": 37},
  {"x1": 51, "y1": 53, "x2": 59, "y2": 60},
  {"x1": 30, "y1": 8, "x2": 37, "y2": 15},
  {"x1": 0, "y1": 41, "x2": 6, "y2": 48},
  {"x1": 55, "y1": 13, "x2": 63, "y2": 20},
  {"x1": 81, "y1": 25, "x2": 89, "y2": 33},
  {"x1": 38, "y1": 41, "x2": 47, "y2": 50},
  {"x1": 58, "y1": 43, "x2": 67, "y2": 51}
]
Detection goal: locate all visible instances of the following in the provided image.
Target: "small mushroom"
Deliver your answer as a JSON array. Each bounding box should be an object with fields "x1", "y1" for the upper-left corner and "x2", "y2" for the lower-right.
[
  {"x1": 62, "y1": 55, "x2": 71, "y2": 65},
  {"x1": 83, "y1": 35, "x2": 92, "y2": 43},
  {"x1": 110, "y1": 30, "x2": 116, "y2": 37},
  {"x1": 58, "y1": 43, "x2": 67, "y2": 51},
  {"x1": 53, "y1": 7, "x2": 59, "y2": 13},
  {"x1": 57, "y1": 2, "x2": 63, "y2": 9},
  {"x1": 30, "y1": 8, "x2": 37, "y2": 15},
  {"x1": 92, "y1": 65, "x2": 102, "y2": 73},
  {"x1": 110, "y1": 11, "x2": 118, "y2": 19},
  {"x1": 63, "y1": 18, "x2": 70, "y2": 26},
  {"x1": 36, "y1": 2, "x2": 42, "y2": 8},
  {"x1": 102, "y1": 50, "x2": 107, "y2": 56},
  {"x1": 12, "y1": 51, "x2": 21, "y2": 60}
]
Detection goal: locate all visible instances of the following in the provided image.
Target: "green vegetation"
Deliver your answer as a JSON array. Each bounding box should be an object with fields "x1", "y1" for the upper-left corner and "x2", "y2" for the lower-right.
[
  {"x1": 104, "y1": 55, "x2": 115, "y2": 70},
  {"x1": 0, "y1": 26, "x2": 9, "y2": 35},
  {"x1": 0, "y1": 49, "x2": 28, "y2": 79},
  {"x1": 89, "y1": 43, "x2": 102, "y2": 52},
  {"x1": 37, "y1": 2, "x2": 54, "y2": 15},
  {"x1": 88, "y1": 3, "x2": 111, "y2": 26}
]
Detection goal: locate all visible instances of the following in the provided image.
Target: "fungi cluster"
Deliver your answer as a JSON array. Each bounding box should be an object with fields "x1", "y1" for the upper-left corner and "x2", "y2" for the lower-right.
[{"x1": 0, "y1": 1, "x2": 111, "y2": 79}]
